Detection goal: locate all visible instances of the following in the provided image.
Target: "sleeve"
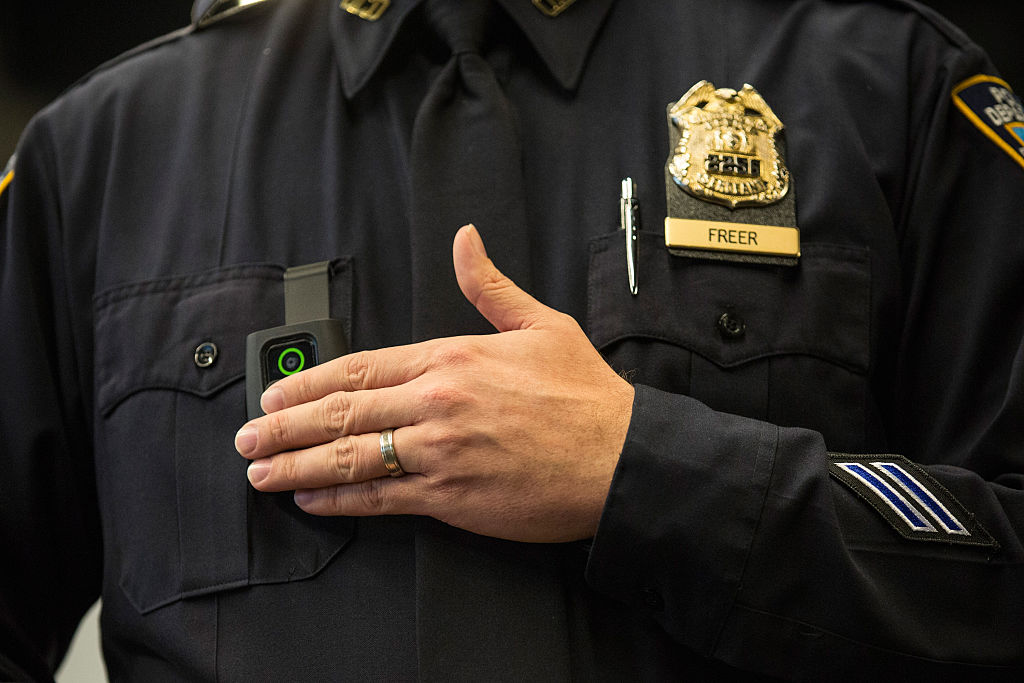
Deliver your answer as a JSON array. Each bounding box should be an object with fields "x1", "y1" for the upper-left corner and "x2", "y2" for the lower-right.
[
  {"x1": 585, "y1": 33, "x2": 1024, "y2": 679},
  {"x1": 0, "y1": 116, "x2": 103, "y2": 681}
]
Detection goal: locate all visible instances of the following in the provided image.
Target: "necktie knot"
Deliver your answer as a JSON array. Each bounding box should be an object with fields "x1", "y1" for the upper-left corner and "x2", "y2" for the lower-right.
[{"x1": 423, "y1": 0, "x2": 491, "y2": 55}]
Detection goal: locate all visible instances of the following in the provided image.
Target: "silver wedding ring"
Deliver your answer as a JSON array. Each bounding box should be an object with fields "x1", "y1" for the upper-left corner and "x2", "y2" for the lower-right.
[{"x1": 379, "y1": 428, "x2": 405, "y2": 477}]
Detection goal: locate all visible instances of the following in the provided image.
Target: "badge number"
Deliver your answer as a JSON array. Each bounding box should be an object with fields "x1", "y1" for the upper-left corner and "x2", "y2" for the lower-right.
[{"x1": 668, "y1": 81, "x2": 790, "y2": 209}]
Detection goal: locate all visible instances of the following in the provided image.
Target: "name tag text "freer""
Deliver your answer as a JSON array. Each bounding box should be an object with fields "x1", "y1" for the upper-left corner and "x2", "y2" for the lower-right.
[{"x1": 664, "y1": 217, "x2": 801, "y2": 258}]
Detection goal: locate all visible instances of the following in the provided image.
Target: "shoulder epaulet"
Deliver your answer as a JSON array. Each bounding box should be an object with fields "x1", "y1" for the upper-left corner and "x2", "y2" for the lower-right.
[
  {"x1": 842, "y1": 0, "x2": 973, "y2": 52},
  {"x1": 0, "y1": 155, "x2": 15, "y2": 201},
  {"x1": 61, "y1": 1, "x2": 273, "y2": 98},
  {"x1": 60, "y1": 26, "x2": 194, "y2": 96},
  {"x1": 192, "y1": 0, "x2": 274, "y2": 29}
]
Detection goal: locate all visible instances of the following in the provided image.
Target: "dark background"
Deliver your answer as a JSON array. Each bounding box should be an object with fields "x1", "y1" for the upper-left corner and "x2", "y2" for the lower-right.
[{"x1": 1, "y1": 1, "x2": 1021, "y2": 160}]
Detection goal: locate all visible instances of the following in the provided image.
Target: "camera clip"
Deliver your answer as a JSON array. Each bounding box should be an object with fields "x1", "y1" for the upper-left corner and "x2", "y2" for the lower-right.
[{"x1": 245, "y1": 261, "x2": 348, "y2": 419}]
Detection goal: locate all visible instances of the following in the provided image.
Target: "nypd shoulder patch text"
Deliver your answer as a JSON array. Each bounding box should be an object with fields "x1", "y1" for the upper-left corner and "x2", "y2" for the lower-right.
[{"x1": 952, "y1": 74, "x2": 1024, "y2": 172}]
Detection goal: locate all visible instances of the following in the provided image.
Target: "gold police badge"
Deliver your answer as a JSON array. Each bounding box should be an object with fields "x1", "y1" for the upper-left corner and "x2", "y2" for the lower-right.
[{"x1": 668, "y1": 81, "x2": 790, "y2": 209}]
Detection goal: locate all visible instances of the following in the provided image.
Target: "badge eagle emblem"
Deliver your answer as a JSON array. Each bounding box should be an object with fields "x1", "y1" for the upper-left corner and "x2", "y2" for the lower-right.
[{"x1": 668, "y1": 81, "x2": 790, "y2": 209}]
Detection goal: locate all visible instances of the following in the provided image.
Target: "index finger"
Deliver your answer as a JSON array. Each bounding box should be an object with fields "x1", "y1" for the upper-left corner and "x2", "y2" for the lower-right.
[{"x1": 261, "y1": 339, "x2": 440, "y2": 413}]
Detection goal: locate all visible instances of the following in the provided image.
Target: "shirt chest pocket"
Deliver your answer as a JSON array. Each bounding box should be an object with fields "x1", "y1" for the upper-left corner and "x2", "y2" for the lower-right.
[
  {"x1": 587, "y1": 232, "x2": 871, "y2": 450},
  {"x1": 92, "y1": 262, "x2": 354, "y2": 615}
]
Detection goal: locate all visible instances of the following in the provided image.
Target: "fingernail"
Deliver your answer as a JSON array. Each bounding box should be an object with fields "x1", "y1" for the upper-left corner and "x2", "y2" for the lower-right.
[
  {"x1": 247, "y1": 460, "x2": 271, "y2": 485},
  {"x1": 261, "y1": 387, "x2": 285, "y2": 414},
  {"x1": 234, "y1": 425, "x2": 258, "y2": 455},
  {"x1": 464, "y1": 224, "x2": 486, "y2": 257},
  {"x1": 294, "y1": 490, "x2": 316, "y2": 507}
]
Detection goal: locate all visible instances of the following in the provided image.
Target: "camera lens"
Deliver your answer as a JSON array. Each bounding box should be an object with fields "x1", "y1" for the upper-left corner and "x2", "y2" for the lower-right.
[
  {"x1": 277, "y1": 347, "x2": 306, "y2": 376},
  {"x1": 264, "y1": 337, "x2": 317, "y2": 385}
]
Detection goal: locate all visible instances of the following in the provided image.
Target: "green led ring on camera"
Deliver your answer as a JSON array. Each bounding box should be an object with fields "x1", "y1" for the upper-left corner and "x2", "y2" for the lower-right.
[{"x1": 278, "y1": 347, "x2": 306, "y2": 375}]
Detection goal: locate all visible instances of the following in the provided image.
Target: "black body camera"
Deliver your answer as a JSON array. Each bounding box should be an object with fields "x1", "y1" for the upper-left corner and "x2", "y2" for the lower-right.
[
  {"x1": 245, "y1": 319, "x2": 348, "y2": 419},
  {"x1": 245, "y1": 262, "x2": 348, "y2": 419}
]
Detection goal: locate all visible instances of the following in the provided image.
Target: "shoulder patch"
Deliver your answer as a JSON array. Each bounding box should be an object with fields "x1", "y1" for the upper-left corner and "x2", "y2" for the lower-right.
[
  {"x1": 0, "y1": 155, "x2": 14, "y2": 200},
  {"x1": 952, "y1": 74, "x2": 1024, "y2": 172},
  {"x1": 828, "y1": 454, "x2": 997, "y2": 549}
]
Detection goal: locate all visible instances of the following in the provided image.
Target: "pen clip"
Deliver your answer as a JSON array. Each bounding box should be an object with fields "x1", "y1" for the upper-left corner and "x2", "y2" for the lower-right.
[{"x1": 620, "y1": 178, "x2": 639, "y2": 296}]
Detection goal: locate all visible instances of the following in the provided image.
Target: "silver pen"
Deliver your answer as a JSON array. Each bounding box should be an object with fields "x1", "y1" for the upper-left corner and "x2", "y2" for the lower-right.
[{"x1": 619, "y1": 177, "x2": 639, "y2": 296}]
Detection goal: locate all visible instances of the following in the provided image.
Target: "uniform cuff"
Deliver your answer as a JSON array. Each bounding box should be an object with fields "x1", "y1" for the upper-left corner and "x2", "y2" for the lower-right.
[{"x1": 585, "y1": 384, "x2": 778, "y2": 655}]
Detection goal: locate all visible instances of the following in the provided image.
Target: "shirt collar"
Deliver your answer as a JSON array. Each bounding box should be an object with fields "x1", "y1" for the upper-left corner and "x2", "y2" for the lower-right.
[{"x1": 330, "y1": 0, "x2": 616, "y2": 99}]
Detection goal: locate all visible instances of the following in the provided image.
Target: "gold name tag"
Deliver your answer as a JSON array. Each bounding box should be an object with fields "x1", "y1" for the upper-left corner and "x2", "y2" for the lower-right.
[{"x1": 664, "y1": 217, "x2": 801, "y2": 258}]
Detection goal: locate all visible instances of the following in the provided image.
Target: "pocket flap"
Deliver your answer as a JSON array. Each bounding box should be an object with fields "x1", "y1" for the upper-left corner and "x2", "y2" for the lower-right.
[
  {"x1": 588, "y1": 233, "x2": 870, "y2": 373},
  {"x1": 94, "y1": 262, "x2": 352, "y2": 415}
]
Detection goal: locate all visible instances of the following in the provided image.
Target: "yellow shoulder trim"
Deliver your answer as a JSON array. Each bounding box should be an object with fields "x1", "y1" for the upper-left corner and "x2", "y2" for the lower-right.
[
  {"x1": 951, "y1": 74, "x2": 1024, "y2": 172},
  {"x1": 196, "y1": 0, "x2": 272, "y2": 28},
  {"x1": 0, "y1": 170, "x2": 13, "y2": 199},
  {"x1": 952, "y1": 73, "x2": 1012, "y2": 94}
]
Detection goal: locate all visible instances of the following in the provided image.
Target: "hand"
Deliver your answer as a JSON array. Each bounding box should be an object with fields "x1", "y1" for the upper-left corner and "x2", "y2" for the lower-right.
[{"x1": 234, "y1": 225, "x2": 635, "y2": 543}]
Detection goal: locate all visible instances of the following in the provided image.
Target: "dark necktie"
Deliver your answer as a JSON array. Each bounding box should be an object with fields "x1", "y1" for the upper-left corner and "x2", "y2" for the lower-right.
[
  {"x1": 409, "y1": 0, "x2": 531, "y2": 341},
  {"x1": 407, "y1": 3, "x2": 569, "y2": 674}
]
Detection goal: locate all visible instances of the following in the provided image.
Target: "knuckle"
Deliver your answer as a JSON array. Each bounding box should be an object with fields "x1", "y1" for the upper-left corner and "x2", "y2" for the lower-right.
[
  {"x1": 555, "y1": 310, "x2": 579, "y2": 330},
  {"x1": 327, "y1": 439, "x2": 356, "y2": 482},
  {"x1": 313, "y1": 487, "x2": 344, "y2": 514},
  {"x1": 430, "y1": 341, "x2": 476, "y2": 370},
  {"x1": 423, "y1": 424, "x2": 463, "y2": 452},
  {"x1": 277, "y1": 454, "x2": 302, "y2": 484},
  {"x1": 419, "y1": 381, "x2": 466, "y2": 415},
  {"x1": 291, "y1": 371, "x2": 317, "y2": 404},
  {"x1": 477, "y1": 270, "x2": 510, "y2": 298},
  {"x1": 358, "y1": 479, "x2": 388, "y2": 512},
  {"x1": 321, "y1": 393, "x2": 352, "y2": 434},
  {"x1": 422, "y1": 477, "x2": 459, "y2": 512},
  {"x1": 267, "y1": 412, "x2": 291, "y2": 445},
  {"x1": 344, "y1": 352, "x2": 372, "y2": 390}
]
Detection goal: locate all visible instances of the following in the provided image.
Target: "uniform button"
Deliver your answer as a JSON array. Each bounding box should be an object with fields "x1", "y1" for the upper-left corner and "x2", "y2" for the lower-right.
[
  {"x1": 194, "y1": 342, "x2": 219, "y2": 368},
  {"x1": 717, "y1": 312, "x2": 746, "y2": 340},
  {"x1": 640, "y1": 587, "x2": 664, "y2": 611}
]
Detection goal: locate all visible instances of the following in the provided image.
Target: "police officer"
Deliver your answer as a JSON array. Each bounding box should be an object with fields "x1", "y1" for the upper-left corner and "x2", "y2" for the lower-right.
[{"x1": 2, "y1": 0, "x2": 1023, "y2": 680}]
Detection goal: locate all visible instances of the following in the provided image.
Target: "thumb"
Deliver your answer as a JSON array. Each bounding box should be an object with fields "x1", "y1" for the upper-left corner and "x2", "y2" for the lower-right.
[{"x1": 453, "y1": 224, "x2": 552, "y2": 332}]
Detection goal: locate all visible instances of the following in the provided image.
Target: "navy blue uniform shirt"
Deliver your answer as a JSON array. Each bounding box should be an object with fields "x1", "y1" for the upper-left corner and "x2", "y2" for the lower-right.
[{"x1": 2, "y1": 0, "x2": 1023, "y2": 679}]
